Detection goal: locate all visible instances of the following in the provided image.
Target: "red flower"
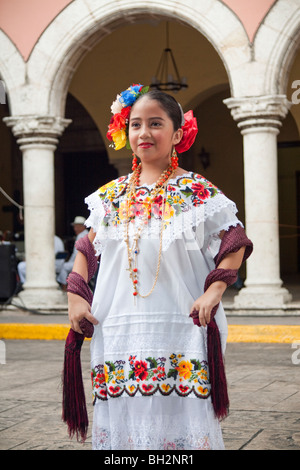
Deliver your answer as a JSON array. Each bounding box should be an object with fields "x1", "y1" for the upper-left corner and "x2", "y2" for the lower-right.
[
  {"x1": 114, "y1": 113, "x2": 126, "y2": 129},
  {"x1": 130, "y1": 202, "x2": 148, "y2": 218},
  {"x1": 107, "y1": 107, "x2": 131, "y2": 141},
  {"x1": 152, "y1": 194, "x2": 164, "y2": 217},
  {"x1": 142, "y1": 384, "x2": 154, "y2": 393},
  {"x1": 121, "y1": 106, "x2": 131, "y2": 121},
  {"x1": 179, "y1": 384, "x2": 189, "y2": 394},
  {"x1": 134, "y1": 360, "x2": 148, "y2": 380},
  {"x1": 153, "y1": 194, "x2": 163, "y2": 206},
  {"x1": 95, "y1": 373, "x2": 105, "y2": 385},
  {"x1": 191, "y1": 182, "x2": 210, "y2": 200},
  {"x1": 175, "y1": 110, "x2": 198, "y2": 154},
  {"x1": 109, "y1": 385, "x2": 121, "y2": 394},
  {"x1": 132, "y1": 83, "x2": 143, "y2": 90}
]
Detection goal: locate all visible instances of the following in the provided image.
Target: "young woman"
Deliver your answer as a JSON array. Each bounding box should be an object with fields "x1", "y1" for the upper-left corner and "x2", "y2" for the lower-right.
[{"x1": 65, "y1": 84, "x2": 252, "y2": 450}]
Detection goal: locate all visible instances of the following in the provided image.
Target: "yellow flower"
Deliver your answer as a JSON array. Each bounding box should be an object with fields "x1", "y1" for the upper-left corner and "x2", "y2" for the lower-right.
[
  {"x1": 163, "y1": 201, "x2": 174, "y2": 220},
  {"x1": 197, "y1": 386, "x2": 208, "y2": 396},
  {"x1": 119, "y1": 201, "x2": 130, "y2": 220},
  {"x1": 112, "y1": 129, "x2": 127, "y2": 150},
  {"x1": 161, "y1": 383, "x2": 171, "y2": 392},
  {"x1": 104, "y1": 365, "x2": 109, "y2": 383},
  {"x1": 198, "y1": 368, "x2": 208, "y2": 380},
  {"x1": 116, "y1": 369, "x2": 125, "y2": 380},
  {"x1": 177, "y1": 360, "x2": 193, "y2": 380},
  {"x1": 106, "y1": 189, "x2": 117, "y2": 202},
  {"x1": 181, "y1": 178, "x2": 193, "y2": 185},
  {"x1": 100, "y1": 180, "x2": 116, "y2": 193}
]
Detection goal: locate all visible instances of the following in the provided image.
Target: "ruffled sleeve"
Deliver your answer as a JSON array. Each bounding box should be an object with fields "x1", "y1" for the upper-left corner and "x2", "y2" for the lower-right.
[
  {"x1": 84, "y1": 175, "x2": 130, "y2": 255},
  {"x1": 85, "y1": 188, "x2": 105, "y2": 234},
  {"x1": 201, "y1": 193, "x2": 243, "y2": 259},
  {"x1": 84, "y1": 188, "x2": 107, "y2": 255}
]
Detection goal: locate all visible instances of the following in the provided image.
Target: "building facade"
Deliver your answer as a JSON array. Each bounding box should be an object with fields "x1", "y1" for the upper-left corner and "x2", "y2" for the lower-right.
[{"x1": 0, "y1": 0, "x2": 299, "y2": 311}]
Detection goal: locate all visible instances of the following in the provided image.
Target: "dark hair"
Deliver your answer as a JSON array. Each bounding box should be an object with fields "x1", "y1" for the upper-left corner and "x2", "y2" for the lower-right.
[{"x1": 132, "y1": 89, "x2": 182, "y2": 131}]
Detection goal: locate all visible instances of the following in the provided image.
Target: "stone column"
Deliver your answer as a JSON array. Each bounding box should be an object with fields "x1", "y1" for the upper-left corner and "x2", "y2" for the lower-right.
[
  {"x1": 4, "y1": 115, "x2": 71, "y2": 310},
  {"x1": 223, "y1": 95, "x2": 292, "y2": 310}
]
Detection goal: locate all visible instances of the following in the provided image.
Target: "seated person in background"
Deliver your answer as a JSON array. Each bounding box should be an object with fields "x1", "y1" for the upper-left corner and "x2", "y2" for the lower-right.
[
  {"x1": 57, "y1": 216, "x2": 88, "y2": 290},
  {"x1": 17, "y1": 235, "x2": 65, "y2": 284}
]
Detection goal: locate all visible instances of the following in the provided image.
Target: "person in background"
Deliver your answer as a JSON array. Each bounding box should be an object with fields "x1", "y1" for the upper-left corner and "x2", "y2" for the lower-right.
[
  {"x1": 17, "y1": 235, "x2": 65, "y2": 284},
  {"x1": 57, "y1": 216, "x2": 88, "y2": 290}
]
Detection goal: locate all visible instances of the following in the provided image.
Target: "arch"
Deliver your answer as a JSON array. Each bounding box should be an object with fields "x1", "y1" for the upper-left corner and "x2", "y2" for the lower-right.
[
  {"x1": 19, "y1": 0, "x2": 250, "y2": 117},
  {"x1": 184, "y1": 83, "x2": 230, "y2": 111},
  {"x1": 1, "y1": 1, "x2": 299, "y2": 117},
  {"x1": 253, "y1": 0, "x2": 300, "y2": 96},
  {"x1": 0, "y1": 29, "x2": 26, "y2": 114}
]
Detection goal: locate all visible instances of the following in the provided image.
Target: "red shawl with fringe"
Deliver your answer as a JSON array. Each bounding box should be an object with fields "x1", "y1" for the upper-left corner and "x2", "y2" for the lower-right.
[{"x1": 190, "y1": 224, "x2": 253, "y2": 419}]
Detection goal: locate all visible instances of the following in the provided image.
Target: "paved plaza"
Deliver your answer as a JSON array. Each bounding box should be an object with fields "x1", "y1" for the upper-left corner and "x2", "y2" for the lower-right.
[{"x1": 0, "y1": 309, "x2": 299, "y2": 451}]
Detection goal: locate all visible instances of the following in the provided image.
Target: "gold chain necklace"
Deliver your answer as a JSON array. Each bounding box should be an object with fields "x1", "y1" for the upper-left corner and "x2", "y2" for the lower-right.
[{"x1": 123, "y1": 163, "x2": 175, "y2": 298}]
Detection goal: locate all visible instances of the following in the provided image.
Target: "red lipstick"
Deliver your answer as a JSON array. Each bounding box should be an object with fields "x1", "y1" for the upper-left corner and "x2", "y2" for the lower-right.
[{"x1": 138, "y1": 143, "x2": 153, "y2": 149}]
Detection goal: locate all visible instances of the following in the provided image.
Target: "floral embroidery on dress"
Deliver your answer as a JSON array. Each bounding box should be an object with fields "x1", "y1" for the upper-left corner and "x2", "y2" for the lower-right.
[
  {"x1": 96, "y1": 173, "x2": 220, "y2": 228},
  {"x1": 91, "y1": 353, "x2": 210, "y2": 403},
  {"x1": 85, "y1": 171, "x2": 238, "y2": 254}
]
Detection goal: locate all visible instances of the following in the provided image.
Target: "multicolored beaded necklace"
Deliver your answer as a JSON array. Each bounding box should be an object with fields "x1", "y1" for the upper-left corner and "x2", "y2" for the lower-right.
[{"x1": 124, "y1": 153, "x2": 178, "y2": 298}]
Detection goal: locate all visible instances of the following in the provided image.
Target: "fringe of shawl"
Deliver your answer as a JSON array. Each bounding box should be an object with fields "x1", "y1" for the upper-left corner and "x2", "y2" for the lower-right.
[
  {"x1": 190, "y1": 225, "x2": 253, "y2": 420},
  {"x1": 62, "y1": 235, "x2": 98, "y2": 442}
]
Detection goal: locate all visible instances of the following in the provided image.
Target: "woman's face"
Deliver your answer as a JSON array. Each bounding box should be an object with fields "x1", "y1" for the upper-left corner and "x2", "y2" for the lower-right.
[{"x1": 128, "y1": 96, "x2": 182, "y2": 166}]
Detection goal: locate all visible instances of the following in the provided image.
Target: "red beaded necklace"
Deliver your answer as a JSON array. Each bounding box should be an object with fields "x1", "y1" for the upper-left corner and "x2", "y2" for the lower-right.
[{"x1": 124, "y1": 151, "x2": 178, "y2": 298}]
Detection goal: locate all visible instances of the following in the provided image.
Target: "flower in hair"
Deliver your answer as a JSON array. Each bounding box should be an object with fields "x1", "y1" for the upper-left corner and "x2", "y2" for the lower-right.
[
  {"x1": 175, "y1": 110, "x2": 198, "y2": 154},
  {"x1": 107, "y1": 84, "x2": 149, "y2": 150},
  {"x1": 119, "y1": 84, "x2": 144, "y2": 107}
]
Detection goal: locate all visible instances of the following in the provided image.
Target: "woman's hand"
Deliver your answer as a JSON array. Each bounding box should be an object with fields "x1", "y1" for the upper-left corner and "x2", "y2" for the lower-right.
[
  {"x1": 190, "y1": 281, "x2": 227, "y2": 327},
  {"x1": 191, "y1": 244, "x2": 246, "y2": 326},
  {"x1": 67, "y1": 292, "x2": 98, "y2": 334}
]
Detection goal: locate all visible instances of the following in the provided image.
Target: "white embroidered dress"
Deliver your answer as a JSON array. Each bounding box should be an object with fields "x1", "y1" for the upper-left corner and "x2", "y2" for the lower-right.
[{"x1": 85, "y1": 172, "x2": 242, "y2": 450}]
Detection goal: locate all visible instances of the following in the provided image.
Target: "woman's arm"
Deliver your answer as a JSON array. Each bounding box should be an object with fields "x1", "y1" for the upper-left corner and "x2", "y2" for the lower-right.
[
  {"x1": 67, "y1": 229, "x2": 99, "y2": 334},
  {"x1": 190, "y1": 237, "x2": 246, "y2": 327}
]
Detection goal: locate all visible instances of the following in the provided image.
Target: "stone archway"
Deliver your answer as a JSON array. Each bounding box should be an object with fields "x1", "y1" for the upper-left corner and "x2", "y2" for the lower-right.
[
  {"x1": 1, "y1": 0, "x2": 249, "y2": 309},
  {"x1": 25, "y1": 0, "x2": 251, "y2": 117},
  {"x1": 222, "y1": 0, "x2": 300, "y2": 310},
  {"x1": 255, "y1": 0, "x2": 300, "y2": 97},
  {"x1": 1, "y1": 0, "x2": 299, "y2": 310}
]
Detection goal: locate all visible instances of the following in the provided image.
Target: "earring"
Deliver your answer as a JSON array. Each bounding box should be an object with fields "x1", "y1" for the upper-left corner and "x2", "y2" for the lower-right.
[
  {"x1": 171, "y1": 148, "x2": 178, "y2": 170},
  {"x1": 132, "y1": 153, "x2": 138, "y2": 171}
]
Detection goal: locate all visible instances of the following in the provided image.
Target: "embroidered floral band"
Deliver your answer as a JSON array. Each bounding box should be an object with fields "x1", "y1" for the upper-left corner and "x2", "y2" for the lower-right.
[
  {"x1": 85, "y1": 171, "x2": 239, "y2": 254},
  {"x1": 91, "y1": 353, "x2": 210, "y2": 401},
  {"x1": 98, "y1": 173, "x2": 220, "y2": 228}
]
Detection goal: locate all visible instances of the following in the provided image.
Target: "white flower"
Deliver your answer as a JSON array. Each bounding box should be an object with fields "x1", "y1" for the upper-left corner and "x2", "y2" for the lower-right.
[{"x1": 111, "y1": 95, "x2": 123, "y2": 114}]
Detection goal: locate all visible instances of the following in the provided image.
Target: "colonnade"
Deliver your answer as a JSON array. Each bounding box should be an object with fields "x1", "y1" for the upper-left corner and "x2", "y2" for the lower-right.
[
  {"x1": 4, "y1": 95, "x2": 293, "y2": 310},
  {"x1": 1, "y1": 0, "x2": 298, "y2": 312},
  {"x1": 4, "y1": 116, "x2": 71, "y2": 308}
]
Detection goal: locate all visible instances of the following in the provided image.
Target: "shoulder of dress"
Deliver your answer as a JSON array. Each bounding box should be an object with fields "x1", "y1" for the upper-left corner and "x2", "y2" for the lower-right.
[
  {"x1": 168, "y1": 171, "x2": 222, "y2": 203},
  {"x1": 97, "y1": 175, "x2": 129, "y2": 199}
]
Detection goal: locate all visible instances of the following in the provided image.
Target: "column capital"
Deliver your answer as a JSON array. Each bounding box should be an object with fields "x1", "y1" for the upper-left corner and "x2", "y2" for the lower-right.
[
  {"x1": 223, "y1": 95, "x2": 291, "y2": 133},
  {"x1": 3, "y1": 115, "x2": 71, "y2": 148}
]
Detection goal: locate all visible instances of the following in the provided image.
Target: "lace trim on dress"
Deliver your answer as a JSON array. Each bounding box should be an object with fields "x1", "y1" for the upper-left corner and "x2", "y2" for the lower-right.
[
  {"x1": 85, "y1": 172, "x2": 239, "y2": 255},
  {"x1": 92, "y1": 416, "x2": 224, "y2": 450},
  {"x1": 92, "y1": 424, "x2": 219, "y2": 450}
]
